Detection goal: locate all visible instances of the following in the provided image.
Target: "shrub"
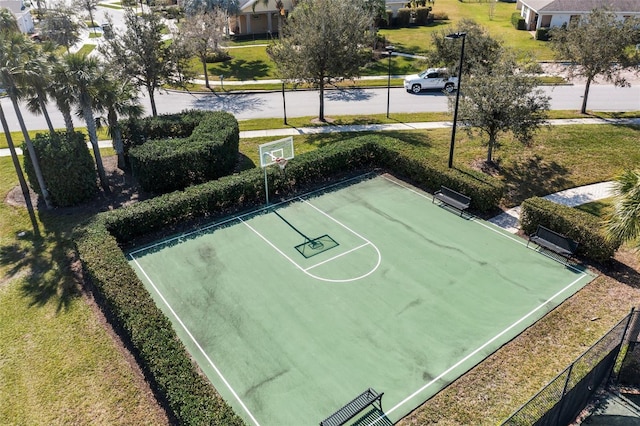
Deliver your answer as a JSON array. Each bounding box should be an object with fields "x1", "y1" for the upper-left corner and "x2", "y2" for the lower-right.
[
  {"x1": 396, "y1": 8, "x2": 412, "y2": 27},
  {"x1": 430, "y1": 11, "x2": 449, "y2": 21},
  {"x1": 511, "y1": 12, "x2": 526, "y2": 30},
  {"x1": 128, "y1": 111, "x2": 239, "y2": 193},
  {"x1": 120, "y1": 109, "x2": 210, "y2": 161},
  {"x1": 415, "y1": 7, "x2": 431, "y2": 25},
  {"x1": 23, "y1": 131, "x2": 98, "y2": 207},
  {"x1": 536, "y1": 27, "x2": 551, "y2": 41},
  {"x1": 520, "y1": 197, "x2": 621, "y2": 263}
]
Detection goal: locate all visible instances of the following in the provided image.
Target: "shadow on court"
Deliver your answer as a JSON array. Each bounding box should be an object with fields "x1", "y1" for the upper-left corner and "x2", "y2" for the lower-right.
[{"x1": 351, "y1": 407, "x2": 393, "y2": 426}]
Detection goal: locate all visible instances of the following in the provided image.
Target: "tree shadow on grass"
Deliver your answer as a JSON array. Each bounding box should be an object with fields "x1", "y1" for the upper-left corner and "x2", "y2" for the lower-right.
[
  {"x1": 209, "y1": 59, "x2": 270, "y2": 80},
  {"x1": 500, "y1": 154, "x2": 572, "y2": 207},
  {"x1": 0, "y1": 233, "x2": 80, "y2": 312}
]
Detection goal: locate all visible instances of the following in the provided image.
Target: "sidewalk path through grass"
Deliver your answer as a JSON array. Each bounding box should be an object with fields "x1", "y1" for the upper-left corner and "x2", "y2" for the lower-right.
[{"x1": 1, "y1": 119, "x2": 625, "y2": 234}]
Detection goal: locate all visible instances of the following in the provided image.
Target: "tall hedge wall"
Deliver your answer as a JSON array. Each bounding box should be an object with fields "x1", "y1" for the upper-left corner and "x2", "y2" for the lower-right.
[
  {"x1": 128, "y1": 111, "x2": 239, "y2": 193},
  {"x1": 23, "y1": 131, "x2": 98, "y2": 207},
  {"x1": 74, "y1": 134, "x2": 503, "y2": 424},
  {"x1": 520, "y1": 197, "x2": 621, "y2": 263}
]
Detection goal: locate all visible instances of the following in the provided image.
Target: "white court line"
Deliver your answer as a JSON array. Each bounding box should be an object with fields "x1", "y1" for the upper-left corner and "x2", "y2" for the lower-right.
[
  {"x1": 129, "y1": 172, "x2": 378, "y2": 257},
  {"x1": 366, "y1": 273, "x2": 589, "y2": 426},
  {"x1": 381, "y1": 175, "x2": 590, "y2": 275},
  {"x1": 241, "y1": 212, "x2": 380, "y2": 283},
  {"x1": 129, "y1": 255, "x2": 261, "y2": 426},
  {"x1": 305, "y1": 242, "x2": 370, "y2": 271}
]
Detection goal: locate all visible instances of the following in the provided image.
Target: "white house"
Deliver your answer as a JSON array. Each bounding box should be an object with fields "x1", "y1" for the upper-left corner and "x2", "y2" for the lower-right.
[
  {"x1": 0, "y1": 1, "x2": 34, "y2": 33},
  {"x1": 516, "y1": 0, "x2": 640, "y2": 31}
]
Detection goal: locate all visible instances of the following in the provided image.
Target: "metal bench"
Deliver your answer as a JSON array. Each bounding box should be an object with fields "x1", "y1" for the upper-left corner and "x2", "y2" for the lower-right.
[
  {"x1": 527, "y1": 224, "x2": 579, "y2": 264},
  {"x1": 319, "y1": 388, "x2": 384, "y2": 426},
  {"x1": 433, "y1": 185, "x2": 471, "y2": 216}
]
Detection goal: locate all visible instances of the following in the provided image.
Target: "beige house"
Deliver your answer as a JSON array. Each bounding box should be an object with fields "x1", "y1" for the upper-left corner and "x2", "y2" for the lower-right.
[
  {"x1": 516, "y1": 0, "x2": 640, "y2": 31},
  {"x1": 233, "y1": 0, "x2": 405, "y2": 36},
  {"x1": 232, "y1": 0, "x2": 294, "y2": 36}
]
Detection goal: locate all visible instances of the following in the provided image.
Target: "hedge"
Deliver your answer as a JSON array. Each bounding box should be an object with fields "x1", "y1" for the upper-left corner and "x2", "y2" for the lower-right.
[
  {"x1": 511, "y1": 12, "x2": 526, "y2": 30},
  {"x1": 23, "y1": 131, "x2": 98, "y2": 207},
  {"x1": 520, "y1": 197, "x2": 621, "y2": 263},
  {"x1": 119, "y1": 109, "x2": 211, "y2": 160},
  {"x1": 74, "y1": 134, "x2": 503, "y2": 424},
  {"x1": 396, "y1": 8, "x2": 412, "y2": 27},
  {"x1": 128, "y1": 111, "x2": 239, "y2": 193},
  {"x1": 536, "y1": 27, "x2": 551, "y2": 41}
]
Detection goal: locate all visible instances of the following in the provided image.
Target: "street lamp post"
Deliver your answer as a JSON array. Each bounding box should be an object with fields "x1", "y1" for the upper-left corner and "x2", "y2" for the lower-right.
[
  {"x1": 385, "y1": 45, "x2": 395, "y2": 119},
  {"x1": 444, "y1": 32, "x2": 466, "y2": 169}
]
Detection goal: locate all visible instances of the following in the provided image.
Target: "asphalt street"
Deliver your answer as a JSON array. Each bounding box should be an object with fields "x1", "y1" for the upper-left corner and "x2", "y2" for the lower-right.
[{"x1": 2, "y1": 83, "x2": 639, "y2": 132}]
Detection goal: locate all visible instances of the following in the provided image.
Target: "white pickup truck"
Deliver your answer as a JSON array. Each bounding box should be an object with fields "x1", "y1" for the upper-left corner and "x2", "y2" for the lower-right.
[{"x1": 403, "y1": 68, "x2": 458, "y2": 94}]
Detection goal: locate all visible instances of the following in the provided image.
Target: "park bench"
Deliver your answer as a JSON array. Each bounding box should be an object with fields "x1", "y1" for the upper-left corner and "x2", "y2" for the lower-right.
[
  {"x1": 527, "y1": 225, "x2": 579, "y2": 264},
  {"x1": 433, "y1": 186, "x2": 471, "y2": 216},
  {"x1": 319, "y1": 388, "x2": 384, "y2": 426}
]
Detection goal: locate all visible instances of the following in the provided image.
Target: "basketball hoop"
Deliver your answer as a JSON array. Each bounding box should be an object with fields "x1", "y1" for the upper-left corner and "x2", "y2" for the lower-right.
[{"x1": 275, "y1": 157, "x2": 288, "y2": 171}]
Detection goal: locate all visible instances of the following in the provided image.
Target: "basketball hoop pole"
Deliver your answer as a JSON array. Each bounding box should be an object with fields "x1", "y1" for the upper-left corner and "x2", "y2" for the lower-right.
[{"x1": 264, "y1": 166, "x2": 270, "y2": 205}]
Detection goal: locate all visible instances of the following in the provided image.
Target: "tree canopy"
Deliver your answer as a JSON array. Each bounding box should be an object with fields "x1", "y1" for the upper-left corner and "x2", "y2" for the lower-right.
[
  {"x1": 267, "y1": 0, "x2": 375, "y2": 121},
  {"x1": 455, "y1": 56, "x2": 550, "y2": 165},
  {"x1": 550, "y1": 9, "x2": 640, "y2": 114},
  {"x1": 100, "y1": 10, "x2": 174, "y2": 116}
]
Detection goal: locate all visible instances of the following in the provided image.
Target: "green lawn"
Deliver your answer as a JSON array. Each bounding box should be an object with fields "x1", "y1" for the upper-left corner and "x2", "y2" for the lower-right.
[
  {"x1": 209, "y1": 0, "x2": 554, "y2": 82},
  {"x1": 0, "y1": 157, "x2": 168, "y2": 424}
]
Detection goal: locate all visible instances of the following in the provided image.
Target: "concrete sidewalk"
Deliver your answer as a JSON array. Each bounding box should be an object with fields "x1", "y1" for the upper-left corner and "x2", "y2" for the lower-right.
[
  {"x1": 2, "y1": 117, "x2": 638, "y2": 158},
  {"x1": 1, "y1": 119, "x2": 621, "y2": 235}
]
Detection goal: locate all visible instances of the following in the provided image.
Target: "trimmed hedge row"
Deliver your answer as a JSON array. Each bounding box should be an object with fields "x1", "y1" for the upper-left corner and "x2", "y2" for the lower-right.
[
  {"x1": 511, "y1": 12, "x2": 526, "y2": 30},
  {"x1": 74, "y1": 222, "x2": 243, "y2": 426},
  {"x1": 23, "y1": 131, "x2": 98, "y2": 207},
  {"x1": 520, "y1": 197, "x2": 621, "y2": 263},
  {"x1": 75, "y1": 134, "x2": 503, "y2": 424},
  {"x1": 129, "y1": 111, "x2": 239, "y2": 193},
  {"x1": 120, "y1": 109, "x2": 209, "y2": 156}
]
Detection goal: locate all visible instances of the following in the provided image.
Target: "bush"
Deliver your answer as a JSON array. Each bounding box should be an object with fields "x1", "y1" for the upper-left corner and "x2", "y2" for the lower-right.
[
  {"x1": 536, "y1": 27, "x2": 551, "y2": 41},
  {"x1": 430, "y1": 11, "x2": 448, "y2": 21},
  {"x1": 23, "y1": 131, "x2": 98, "y2": 207},
  {"x1": 520, "y1": 197, "x2": 622, "y2": 263},
  {"x1": 120, "y1": 109, "x2": 210, "y2": 161},
  {"x1": 75, "y1": 134, "x2": 503, "y2": 423},
  {"x1": 511, "y1": 12, "x2": 526, "y2": 30},
  {"x1": 396, "y1": 8, "x2": 412, "y2": 27},
  {"x1": 128, "y1": 111, "x2": 239, "y2": 193},
  {"x1": 415, "y1": 7, "x2": 432, "y2": 25}
]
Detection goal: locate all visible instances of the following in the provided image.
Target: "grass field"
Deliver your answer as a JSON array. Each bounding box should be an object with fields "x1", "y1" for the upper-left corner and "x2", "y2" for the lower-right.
[
  {"x1": 0, "y1": 158, "x2": 168, "y2": 424},
  {"x1": 189, "y1": 0, "x2": 554, "y2": 83}
]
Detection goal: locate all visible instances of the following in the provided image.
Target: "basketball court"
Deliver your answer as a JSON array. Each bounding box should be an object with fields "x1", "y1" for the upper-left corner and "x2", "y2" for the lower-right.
[{"x1": 129, "y1": 172, "x2": 595, "y2": 426}]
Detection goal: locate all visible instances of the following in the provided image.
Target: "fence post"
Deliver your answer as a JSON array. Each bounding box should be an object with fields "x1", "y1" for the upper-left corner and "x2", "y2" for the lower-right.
[
  {"x1": 613, "y1": 307, "x2": 636, "y2": 383},
  {"x1": 553, "y1": 363, "x2": 574, "y2": 425}
]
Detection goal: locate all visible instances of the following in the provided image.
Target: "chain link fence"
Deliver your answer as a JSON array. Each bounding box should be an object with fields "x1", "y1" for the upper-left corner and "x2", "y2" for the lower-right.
[{"x1": 502, "y1": 309, "x2": 638, "y2": 426}]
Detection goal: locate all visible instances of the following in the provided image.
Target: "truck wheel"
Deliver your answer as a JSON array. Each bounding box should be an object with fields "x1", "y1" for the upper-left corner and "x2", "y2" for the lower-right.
[
  {"x1": 411, "y1": 84, "x2": 422, "y2": 94},
  {"x1": 444, "y1": 83, "x2": 455, "y2": 93}
]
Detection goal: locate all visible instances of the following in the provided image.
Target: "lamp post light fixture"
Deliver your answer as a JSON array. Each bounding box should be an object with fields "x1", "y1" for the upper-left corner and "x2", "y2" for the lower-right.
[
  {"x1": 385, "y1": 45, "x2": 395, "y2": 118},
  {"x1": 444, "y1": 32, "x2": 466, "y2": 169}
]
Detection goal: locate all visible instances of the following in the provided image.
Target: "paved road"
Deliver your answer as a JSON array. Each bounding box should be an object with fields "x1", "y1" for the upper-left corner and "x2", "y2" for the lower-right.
[{"x1": 1, "y1": 83, "x2": 639, "y2": 131}]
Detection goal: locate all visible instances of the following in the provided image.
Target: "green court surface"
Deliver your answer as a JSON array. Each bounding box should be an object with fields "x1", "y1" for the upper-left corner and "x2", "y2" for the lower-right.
[{"x1": 128, "y1": 174, "x2": 595, "y2": 426}]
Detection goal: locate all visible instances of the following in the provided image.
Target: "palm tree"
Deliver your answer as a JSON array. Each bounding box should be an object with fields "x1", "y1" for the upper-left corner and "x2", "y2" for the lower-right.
[
  {"x1": 49, "y1": 61, "x2": 77, "y2": 134},
  {"x1": 0, "y1": 32, "x2": 53, "y2": 208},
  {"x1": 63, "y1": 53, "x2": 110, "y2": 193},
  {"x1": 0, "y1": 102, "x2": 40, "y2": 237},
  {"x1": 0, "y1": 8, "x2": 19, "y2": 34},
  {"x1": 606, "y1": 169, "x2": 640, "y2": 252},
  {"x1": 23, "y1": 48, "x2": 57, "y2": 134},
  {"x1": 94, "y1": 73, "x2": 143, "y2": 169}
]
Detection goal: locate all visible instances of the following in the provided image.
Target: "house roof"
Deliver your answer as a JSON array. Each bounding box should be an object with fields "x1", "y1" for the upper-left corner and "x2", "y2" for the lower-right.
[{"x1": 521, "y1": 0, "x2": 640, "y2": 13}]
